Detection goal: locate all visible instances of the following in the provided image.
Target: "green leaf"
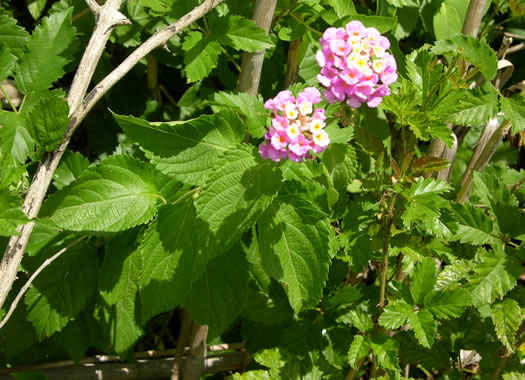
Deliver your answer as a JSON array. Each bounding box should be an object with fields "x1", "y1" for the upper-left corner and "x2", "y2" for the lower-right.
[
  {"x1": 210, "y1": 91, "x2": 268, "y2": 138},
  {"x1": 0, "y1": 43, "x2": 16, "y2": 81},
  {"x1": 408, "y1": 177, "x2": 452, "y2": 197},
  {"x1": 0, "y1": 111, "x2": 34, "y2": 164},
  {"x1": 501, "y1": 95, "x2": 525, "y2": 135},
  {"x1": 99, "y1": 229, "x2": 143, "y2": 356},
  {"x1": 0, "y1": 15, "x2": 30, "y2": 58},
  {"x1": 40, "y1": 155, "x2": 164, "y2": 232},
  {"x1": 56, "y1": 313, "x2": 91, "y2": 362},
  {"x1": 503, "y1": 372, "x2": 525, "y2": 380},
  {"x1": 113, "y1": 110, "x2": 245, "y2": 185},
  {"x1": 324, "y1": 0, "x2": 356, "y2": 17},
  {"x1": 183, "y1": 31, "x2": 222, "y2": 83},
  {"x1": 411, "y1": 257, "x2": 437, "y2": 305},
  {"x1": 405, "y1": 47, "x2": 442, "y2": 103},
  {"x1": 0, "y1": 188, "x2": 29, "y2": 236},
  {"x1": 450, "y1": 202, "x2": 494, "y2": 245},
  {"x1": 349, "y1": 15, "x2": 396, "y2": 33},
  {"x1": 379, "y1": 301, "x2": 412, "y2": 329},
  {"x1": 348, "y1": 335, "x2": 370, "y2": 367},
  {"x1": 443, "y1": 84, "x2": 499, "y2": 127},
  {"x1": 491, "y1": 298, "x2": 523, "y2": 351},
  {"x1": 371, "y1": 334, "x2": 400, "y2": 372},
  {"x1": 53, "y1": 150, "x2": 90, "y2": 190},
  {"x1": 408, "y1": 309, "x2": 437, "y2": 348},
  {"x1": 259, "y1": 195, "x2": 332, "y2": 312},
  {"x1": 469, "y1": 247, "x2": 522, "y2": 307},
  {"x1": 139, "y1": 201, "x2": 200, "y2": 323},
  {"x1": 387, "y1": 0, "x2": 419, "y2": 6},
  {"x1": 402, "y1": 177, "x2": 454, "y2": 238},
  {"x1": 195, "y1": 146, "x2": 281, "y2": 262},
  {"x1": 432, "y1": 34, "x2": 498, "y2": 80},
  {"x1": 411, "y1": 156, "x2": 450, "y2": 173},
  {"x1": 27, "y1": 0, "x2": 48, "y2": 19},
  {"x1": 471, "y1": 170, "x2": 523, "y2": 238},
  {"x1": 424, "y1": 288, "x2": 471, "y2": 319},
  {"x1": 24, "y1": 242, "x2": 98, "y2": 339},
  {"x1": 433, "y1": 2, "x2": 461, "y2": 40},
  {"x1": 215, "y1": 15, "x2": 273, "y2": 52},
  {"x1": 26, "y1": 92, "x2": 69, "y2": 152},
  {"x1": 322, "y1": 143, "x2": 357, "y2": 199},
  {"x1": 15, "y1": 8, "x2": 76, "y2": 93},
  {"x1": 183, "y1": 245, "x2": 249, "y2": 339},
  {"x1": 347, "y1": 308, "x2": 374, "y2": 332}
]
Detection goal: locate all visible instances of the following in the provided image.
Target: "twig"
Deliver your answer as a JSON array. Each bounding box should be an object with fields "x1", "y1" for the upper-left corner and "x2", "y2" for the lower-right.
[
  {"x1": 507, "y1": 42, "x2": 525, "y2": 54},
  {"x1": 503, "y1": 31, "x2": 525, "y2": 40},
  {"x1": 0, "y1": 0, "x2": 224, "y2": 312},
  {"x1": 0, "y1": 235, "x2": 87, "y2": 330},
  {"x1": 237, "y1": 0, "x2": 278, "y2": 95}
]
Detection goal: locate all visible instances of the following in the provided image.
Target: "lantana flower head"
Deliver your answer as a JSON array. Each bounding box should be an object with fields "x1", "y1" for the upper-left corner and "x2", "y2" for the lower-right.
[
  {"x1": 316, "y1": 21, "x2": 398, "y2": 108},
  {"x1": 259, "y1": 87, "x2": 330, "y2": 162}
]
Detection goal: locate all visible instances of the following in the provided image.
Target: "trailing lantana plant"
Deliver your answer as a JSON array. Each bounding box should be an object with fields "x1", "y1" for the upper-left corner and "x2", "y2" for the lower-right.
[{"x1": 0, "y1": 1, "x2": 524, "y2": 379}]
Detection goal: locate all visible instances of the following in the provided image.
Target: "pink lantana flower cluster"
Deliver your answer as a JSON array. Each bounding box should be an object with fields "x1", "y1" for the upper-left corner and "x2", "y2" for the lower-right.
[
  {"x1": 259, "y1": 87, "x2": 330, "y2": 162},
  {"x1": 316, "y1": 21, "x2": 398, "y2": 108}
]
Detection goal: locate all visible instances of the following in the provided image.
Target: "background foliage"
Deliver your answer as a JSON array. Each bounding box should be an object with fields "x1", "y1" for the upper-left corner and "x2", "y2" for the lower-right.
[{"x1": 0, "y1": 0, "x2": 524, "y2": 379}]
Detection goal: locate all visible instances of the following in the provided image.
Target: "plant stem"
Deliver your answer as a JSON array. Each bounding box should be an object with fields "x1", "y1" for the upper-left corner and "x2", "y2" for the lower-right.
[{"x1": 379, "y1": 194, "x2": 397, "y2": 311}]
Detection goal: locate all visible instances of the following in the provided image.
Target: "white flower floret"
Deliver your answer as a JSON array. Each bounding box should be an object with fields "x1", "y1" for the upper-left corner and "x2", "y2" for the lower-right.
[
  {"x1": 309, "y1": 118, "x2": 325, "y2": 133},
  {"x1": 286, "y1": 122, "x2": 301, "y2": 139},
  {"x1": 313, "y1": 130, "x2": 330, "y2": 147},
  {"x1": 298, "y1": 101, "x2": 313, "y2": 116},
  {"x1": 285, "y1": 103, "x2": 298, "y2": 119}
]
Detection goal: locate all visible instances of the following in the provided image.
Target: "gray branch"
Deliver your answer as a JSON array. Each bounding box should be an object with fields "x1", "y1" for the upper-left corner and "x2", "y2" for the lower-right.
[{"x1": 237, "y1": 0, "x2": 277, "y2": 95}]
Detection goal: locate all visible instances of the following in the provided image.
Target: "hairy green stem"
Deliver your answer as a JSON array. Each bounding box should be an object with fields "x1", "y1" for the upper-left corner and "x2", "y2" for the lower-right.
[{"x1": 379, "y1": 194, "x2": 397, "y2": 311}]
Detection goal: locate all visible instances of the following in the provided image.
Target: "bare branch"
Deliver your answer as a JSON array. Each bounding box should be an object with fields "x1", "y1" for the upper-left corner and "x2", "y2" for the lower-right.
[
  {"x1": 424, "y1": 0, "x2": 487, "y2": 180},
  {"x1": 68, "y1": 0, "x2": 130, "y2": 115},
  {"x1": 237, "y1": 0, "x2": 278, "y2": 95},
  {"x1": 461, "y1": 0, "x2": 488, "y2": 37},
  {"x1": 84, "y1": 0, "x2": 100, "y2": 14},
  {"x1": 0, "y1": 0, "x2": 224, "y2": 311},
  {"x1": 0, "y1": 236, "x2": 87, "y2": 330}
]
